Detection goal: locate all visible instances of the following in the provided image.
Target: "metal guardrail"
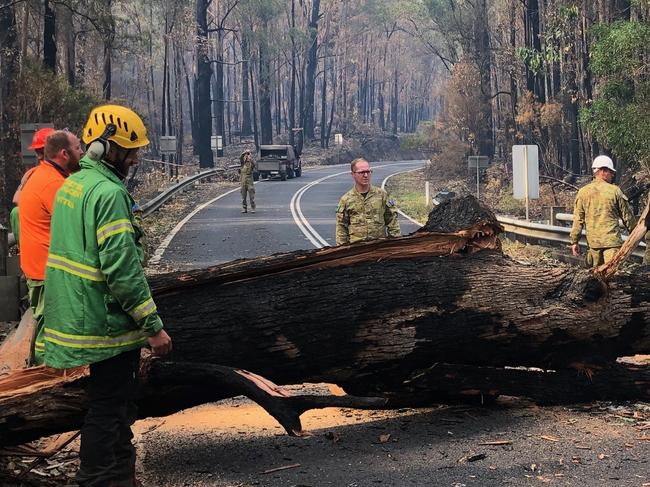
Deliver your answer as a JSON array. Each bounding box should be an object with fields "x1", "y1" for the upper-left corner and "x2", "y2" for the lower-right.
[
  {"x1": 554, "y1": 212, "x2": 629, "y2": 227},
  {"x1": 555, "y1": 213, "x2": 574, "y2": 223},
  {"x1": 1, "y1": 167, "x2": 228, "y2": 320},
  {"x1": 6, "y1": 167, "x2": 229, "y2": 243},
  {"x1": 496, "y1": 215, "x2": 647, "y2": 259},
  {"x1": 140, "y1": 168, "x2": 224, "y2": 218}
]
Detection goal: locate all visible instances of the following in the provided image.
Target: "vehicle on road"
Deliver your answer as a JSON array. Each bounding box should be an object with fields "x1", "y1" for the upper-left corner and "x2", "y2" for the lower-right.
[{"x1": 256, "y1": 145, "x2": 302, "y2": 181}]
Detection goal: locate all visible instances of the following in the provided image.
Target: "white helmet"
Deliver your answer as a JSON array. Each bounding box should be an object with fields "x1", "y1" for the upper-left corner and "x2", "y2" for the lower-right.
[{"x1": 592, "y1": 155, "x2": 615, "y2": 173}]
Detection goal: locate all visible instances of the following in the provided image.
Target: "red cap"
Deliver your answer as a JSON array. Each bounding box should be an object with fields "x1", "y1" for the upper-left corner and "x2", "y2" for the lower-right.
[{"x1": 28, "y1": 127, "x2": 55, "y2": 150}]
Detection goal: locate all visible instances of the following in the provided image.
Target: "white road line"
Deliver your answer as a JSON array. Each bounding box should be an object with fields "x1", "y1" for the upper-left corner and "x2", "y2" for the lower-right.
[
  {"x1": 152, "y1": 160, "x2": 427, "y2": 263},
  {"x1": 149, "y1": 185, "x2": 243, "y2": 265},
  {"x1": 290, "y1": 170, "x2": 348, "y2": 248},
  {"x1": 381, "y1": 167, "x2": 426, "y2": 228},
  {"x1": 291, "y1": 161, "x2": 426, "y2": 248}
]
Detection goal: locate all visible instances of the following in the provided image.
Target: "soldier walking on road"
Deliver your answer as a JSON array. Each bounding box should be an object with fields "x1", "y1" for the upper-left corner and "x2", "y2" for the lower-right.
[
  {"x1": 570, "y1": 155, "x2": 636, "y2": 267},
  {"x1": 240, "y1": 150, "x2": 256, "y2": 213},
  {"x1": 336, "y1": 158, "x2": 400, "y2": 245}
]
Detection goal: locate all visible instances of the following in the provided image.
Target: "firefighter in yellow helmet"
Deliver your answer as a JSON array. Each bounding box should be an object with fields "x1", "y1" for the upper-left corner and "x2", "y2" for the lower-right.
[{"x1": 44, "y1": 105, "x2": 172, "y2": 486}]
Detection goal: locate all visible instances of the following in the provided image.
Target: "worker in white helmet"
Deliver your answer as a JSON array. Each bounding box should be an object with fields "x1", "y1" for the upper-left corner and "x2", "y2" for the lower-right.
[{"x1": 569, "y1": 155, "x2": 636, "y2": 267}]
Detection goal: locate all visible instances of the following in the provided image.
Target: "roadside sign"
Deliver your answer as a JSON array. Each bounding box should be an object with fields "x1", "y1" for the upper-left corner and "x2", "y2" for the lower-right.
[
  {"x1": 467, "y1": 156, "x2": 489, "y2": 169},
  {"x1": 512, "y1": 145, "x2": 539, "y2": 221},
  {"x1": 20, "y1": 123, "x2": 54, "y2": 165},
  {"x1": 210, "y1": 135, "x2": 223, "y2": 150},
  {"x1": 512, "y1": 145, "x2": 539, "y2": 199},
  {"x1": 467, "y1": 156, "x2": 489, "y2": 199},
  {"x1": 212, "y1": 135, "x2": 224, "y2": 157},
  {"x1": 335, "y1": 133, "x2": 343, "y2": 146},
  {"x1": 159, "y1": 136, "x2": 176, "y2": 154}
]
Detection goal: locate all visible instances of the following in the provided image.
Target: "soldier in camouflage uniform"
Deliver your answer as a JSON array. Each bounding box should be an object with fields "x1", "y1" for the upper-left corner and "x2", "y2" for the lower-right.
[
  {"x1": 240, "y1": 150, "x2": 256, "y2": 213},
  {"x1": 336, "y1": 158, "x2": 400, "y2": 245},
  {"x1": 570, "y1": 155, "x2": 636, "y2": 267}
]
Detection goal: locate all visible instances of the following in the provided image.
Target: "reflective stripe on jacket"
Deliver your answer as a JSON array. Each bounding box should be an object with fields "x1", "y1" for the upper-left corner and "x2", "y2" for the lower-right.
[{"x1": 44, "y1": 156, "x2": 163, "y2": 369}]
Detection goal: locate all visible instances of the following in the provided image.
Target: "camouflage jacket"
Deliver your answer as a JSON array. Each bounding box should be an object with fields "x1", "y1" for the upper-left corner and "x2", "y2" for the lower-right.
[
  {"x1": 240, "y1": 154, "x2": 256, "y2": 178},
  {"x1": 569, "y1": 178, "x2": 636, "y2": 249},
  {"x1": 335, "y1": 185, "x2": 400, "y2": 245}
]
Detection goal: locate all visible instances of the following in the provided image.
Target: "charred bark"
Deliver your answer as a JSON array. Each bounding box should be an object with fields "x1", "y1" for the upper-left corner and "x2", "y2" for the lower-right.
[
  {"x1": 303, "y1": 0, "x2": 320, "y2": 140},
  {"x1": 194, "y1": 0, "x2": 213, "y2": 168},
  {"x1": 0, "y1": 0, "x2": 21, "y2": 222},
  {"x1": 258, "y1": 22, "x2": 273, "y2": 145},
  {"x1": 43, "y1": 0, "x2": 56, "y2": 72},
  {"x1": 2, "y1": 197, "x2": 650, "y2": 446},
  {"x1": 0, "y1": 361, "x2": 386, "y2": 446},
  {"x1": 241, "y1": 35, "x2": 252, "y2": 136}
]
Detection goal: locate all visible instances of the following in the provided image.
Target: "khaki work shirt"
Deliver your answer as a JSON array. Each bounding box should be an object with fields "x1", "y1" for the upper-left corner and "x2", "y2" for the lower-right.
[{"x1": 569, "y1": 178, "x2": 636, "y2": 249}]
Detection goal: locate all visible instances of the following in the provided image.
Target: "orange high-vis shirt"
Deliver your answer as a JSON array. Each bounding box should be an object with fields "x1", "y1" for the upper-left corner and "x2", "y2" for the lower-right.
[{"x1": 19, "y1": 161, "x2": 68, "y2": 280}]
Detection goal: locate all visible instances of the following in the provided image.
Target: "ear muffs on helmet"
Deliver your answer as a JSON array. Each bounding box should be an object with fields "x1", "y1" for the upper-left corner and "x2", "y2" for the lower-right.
[{"x1": 87, "y1": 124, "x2": 117, "y2": 161}]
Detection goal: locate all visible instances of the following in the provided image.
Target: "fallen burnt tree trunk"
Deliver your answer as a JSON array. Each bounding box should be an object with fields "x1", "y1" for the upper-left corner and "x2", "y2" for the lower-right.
[
  {"x1": 2, "y1": 357, "x2": 650, "y2": 446},
  {"x1": 152, "y1": 247, "x2": 649, "y2": 378},
  {"x1": 1, "y1": 196, "x2": 649, "y2": 446}
]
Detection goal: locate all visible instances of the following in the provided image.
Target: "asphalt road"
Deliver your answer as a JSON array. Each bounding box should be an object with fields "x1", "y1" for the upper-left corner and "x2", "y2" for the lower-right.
[
  {"x1": 137, "y1": 159, "x2": 650, "y2": 487},
  {"x1": 157, "y1": 160, "x2": 425, "y2": 269},
  {"x1": 136, "y1": 396, "x2": 650, "y2": 487}
]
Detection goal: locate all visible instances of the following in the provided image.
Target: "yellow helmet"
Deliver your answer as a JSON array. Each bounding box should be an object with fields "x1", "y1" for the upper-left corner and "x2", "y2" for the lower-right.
[{"x1": 82, "y1": 104, "x2": 149, "y2": 149}]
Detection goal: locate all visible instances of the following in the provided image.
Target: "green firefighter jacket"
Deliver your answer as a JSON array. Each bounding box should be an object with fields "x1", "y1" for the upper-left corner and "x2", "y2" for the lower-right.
[{"x1": 43, "y1": 156, "x2": 163, "y2": 369}]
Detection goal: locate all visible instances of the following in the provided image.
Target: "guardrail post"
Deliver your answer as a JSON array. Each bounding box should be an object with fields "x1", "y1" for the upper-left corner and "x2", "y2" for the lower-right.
[
  {"x1": 549, "y1": 206, "x2": 566, "y2": 226},
  {"x1": 0, "y1": 224, "x2": 7, "y2": 276},
  {"x1": 0, "y1": 224, "x2": 20, "y2": 321}
]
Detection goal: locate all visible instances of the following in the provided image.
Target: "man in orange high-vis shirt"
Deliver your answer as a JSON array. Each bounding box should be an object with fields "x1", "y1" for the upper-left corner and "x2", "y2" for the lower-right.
[
  {"x1": 10, "y1": 127, "x2": 55, "y2": 246},
  {"x1": 19, "y1": 130, "x2": 83, "y2": 364}
]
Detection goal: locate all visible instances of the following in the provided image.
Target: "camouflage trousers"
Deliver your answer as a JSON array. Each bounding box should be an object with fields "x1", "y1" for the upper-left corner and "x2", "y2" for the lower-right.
[
  {"x1": 240, "y1": 177, "x2": 255, "y2": 210},
  {"x1": 585, "y1": 247, "x2": 619, "y2": 268}
]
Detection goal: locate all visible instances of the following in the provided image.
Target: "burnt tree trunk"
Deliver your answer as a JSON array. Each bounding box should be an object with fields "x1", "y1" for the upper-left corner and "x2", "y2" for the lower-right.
[
  {"x1": 249, "y1": 60, "x2": 259, "y2": 150},
  {"x1": 43, "y1": 0, "x2": 56, "y2": 72},
  {"x1": 241, "y1": 35, "x2": 252, "y2": 136},
  {"x1": 213, "y1": 32, "x2": 225, "y2": 148},
  {"x1": 288, "y1": 0, "x2": 296, "y2": 146},
  {"x1": 258, "y1": 19, "x2": 273, "y2": 145},
  {"x1": 0, "y1": 0, "x2": 21, "y2": 222},
  {"x1": 2, "y1": 197, "x2": 650, "y2": 446},
  {"x1": 3, "y1": 357, "x2": 650, "y2": 447},
  {"x1": 303, "y1": 0, "x2": 320, "y2": 140},
  {"x1": 194, "y1": 0, "x2": 213, "y2": 167}
]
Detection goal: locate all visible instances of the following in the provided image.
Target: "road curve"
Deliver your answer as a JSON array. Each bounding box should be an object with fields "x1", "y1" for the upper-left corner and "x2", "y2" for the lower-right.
[{"x1": 157, "y1": 160, "x2": 425, "y2": 270}]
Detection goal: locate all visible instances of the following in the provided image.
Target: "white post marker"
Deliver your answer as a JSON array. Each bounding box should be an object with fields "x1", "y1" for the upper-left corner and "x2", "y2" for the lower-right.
[
  {"x1": 512, "y1": 145, "x2": 539, "y2": 221},
  {"x1": 467, "y1": 156, "x2": 489, "y2": 200},
  {"x1": 425, "y1": 181, "x2": 430, "y2": 207},
  {"x1": 335, "y1": 133, "x2": 343, "y2": 165},
  {"x1": 524, "y1": 146, "x2": 529, "y2": 221},
  {"x1": 477, "y1": 160, "x2": 480, "y2": 199}
]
